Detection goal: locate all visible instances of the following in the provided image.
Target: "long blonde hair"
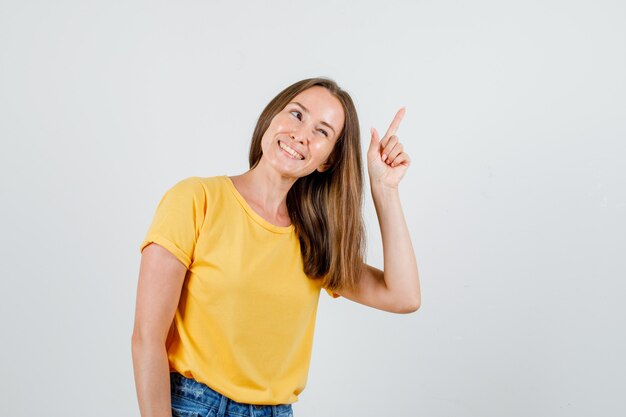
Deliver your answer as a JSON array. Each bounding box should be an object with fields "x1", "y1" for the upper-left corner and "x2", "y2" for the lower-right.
[{"x1": 248, "y1": 77, "x2": 366, "y2": 293}]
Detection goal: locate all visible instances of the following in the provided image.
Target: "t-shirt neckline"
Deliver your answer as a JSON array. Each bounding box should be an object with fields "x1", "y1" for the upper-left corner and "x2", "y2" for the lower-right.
[{"x1": 222, "y1": 175, "x2": 295, "y2": 234}]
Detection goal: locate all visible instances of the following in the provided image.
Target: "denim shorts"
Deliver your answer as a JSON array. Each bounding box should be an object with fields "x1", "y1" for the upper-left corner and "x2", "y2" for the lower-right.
[{"x1": 170, "y1": 372, "x2": 294, "y2": 417}]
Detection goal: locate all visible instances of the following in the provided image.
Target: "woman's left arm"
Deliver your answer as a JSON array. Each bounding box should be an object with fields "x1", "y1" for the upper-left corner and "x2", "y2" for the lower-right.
[
  {"x1": 369, "y1": 176, "x2": 421, "y2": 311},
  {"x1": 334, "y1": 108, "x2": 421, "y2": 314}
]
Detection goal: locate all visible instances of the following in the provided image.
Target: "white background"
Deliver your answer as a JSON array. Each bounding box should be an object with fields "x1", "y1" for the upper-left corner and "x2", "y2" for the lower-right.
[{"x1": 1, "y1": 0, "x2": 624, "y2": 416}]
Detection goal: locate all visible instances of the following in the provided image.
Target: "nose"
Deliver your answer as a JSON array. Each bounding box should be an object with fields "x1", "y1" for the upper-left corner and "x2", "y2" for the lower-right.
[{"x1": 290, "y1": 125, "x2": 309, "y2": 144}]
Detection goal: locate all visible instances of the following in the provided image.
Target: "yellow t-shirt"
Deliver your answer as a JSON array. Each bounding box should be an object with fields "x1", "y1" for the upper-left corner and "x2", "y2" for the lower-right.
[{"x1": 139, "y1": 175, "x2": 339, "y2": 405}]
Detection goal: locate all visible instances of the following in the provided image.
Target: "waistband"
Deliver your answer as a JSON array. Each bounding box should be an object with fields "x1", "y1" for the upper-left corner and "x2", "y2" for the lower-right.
[{"x1": 170, "y1": 372, "x2": 293, "y2": 417}]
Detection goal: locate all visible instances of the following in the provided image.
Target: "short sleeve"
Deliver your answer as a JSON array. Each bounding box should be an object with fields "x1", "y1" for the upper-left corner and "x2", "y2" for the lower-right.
[
  {"x1": 324, "y1": 288, "x2": 341, "y2": 299},
  {"x1": 139, "y1": 177, "x2": 207, "y2": 269}
]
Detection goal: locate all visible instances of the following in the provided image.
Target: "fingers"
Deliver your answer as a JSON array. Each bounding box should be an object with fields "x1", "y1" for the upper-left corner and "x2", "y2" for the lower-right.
[
  {"x1": 382, "y1": 107, "x2": 406, "y2": 142},
  {"x1": 371, "y1": 107, "x2": 409, "y2": 167},
  {"x1": 389, "y1": 152, "x2": 410, "y2": 167},
  {"x1": 380, "y1": 135, "x2": 399, "y2": 161},
  {"x1": 381, "y1": 135, "x2": 407, "y2": 165},
  {"x1": 369, "y1": 127, "x2": 384, "y2": 160},
  {"x1": 369, "y1": 127, "x2": 380, "y2": 150}
]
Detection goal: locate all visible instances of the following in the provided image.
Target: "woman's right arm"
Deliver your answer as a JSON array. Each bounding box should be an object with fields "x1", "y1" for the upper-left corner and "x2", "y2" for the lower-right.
[{"x1": 132, "y1": 243, "x2": 188, "y2": 417}]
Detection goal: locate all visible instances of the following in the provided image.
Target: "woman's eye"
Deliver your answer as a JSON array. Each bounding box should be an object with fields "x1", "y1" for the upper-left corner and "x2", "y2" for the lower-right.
[
  {"x1": 290, "y1": 110, "x2": 302, "y2": 120},
  {"x1": 318, "y1": 129, "x2": 329, "y2": 137}
]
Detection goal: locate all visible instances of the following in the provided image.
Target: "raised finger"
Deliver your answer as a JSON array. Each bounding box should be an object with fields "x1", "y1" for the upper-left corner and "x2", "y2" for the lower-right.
[{"x1": 382, "y1": 107, "x2": 406, "y2": 140}]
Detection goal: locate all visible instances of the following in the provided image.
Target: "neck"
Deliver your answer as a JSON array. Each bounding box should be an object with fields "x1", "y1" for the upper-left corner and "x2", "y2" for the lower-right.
[{"x1": 234, "y1": 161, "x2": 298, "y2": 220}]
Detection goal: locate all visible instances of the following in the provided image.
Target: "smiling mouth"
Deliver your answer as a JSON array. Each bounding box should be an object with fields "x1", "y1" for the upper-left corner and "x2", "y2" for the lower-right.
[{"x1": 278, "y1": 140, "x2": 304, "y2": 160}]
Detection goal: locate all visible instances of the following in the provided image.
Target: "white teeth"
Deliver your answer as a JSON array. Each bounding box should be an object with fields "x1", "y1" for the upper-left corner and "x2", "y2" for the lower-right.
[{"x1": 279, "y1": 141, "x2": 303, "y2": 160}]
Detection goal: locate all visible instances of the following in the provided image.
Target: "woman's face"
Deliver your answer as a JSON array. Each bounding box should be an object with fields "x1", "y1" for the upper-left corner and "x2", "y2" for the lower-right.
[{"x1": 259, "y1": 86, "x2": 345, "y2": 179}]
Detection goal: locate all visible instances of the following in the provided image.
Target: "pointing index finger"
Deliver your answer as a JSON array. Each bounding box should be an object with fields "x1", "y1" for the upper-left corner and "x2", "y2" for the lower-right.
[{"x1": 383, "y1": 107, "x2": 406, "y2": 140}]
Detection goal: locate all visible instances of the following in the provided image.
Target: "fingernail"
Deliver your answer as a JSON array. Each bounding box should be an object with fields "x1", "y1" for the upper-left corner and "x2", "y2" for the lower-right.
[{"x1": 381, "y1": 153, "x2": 387, "y2": 161}]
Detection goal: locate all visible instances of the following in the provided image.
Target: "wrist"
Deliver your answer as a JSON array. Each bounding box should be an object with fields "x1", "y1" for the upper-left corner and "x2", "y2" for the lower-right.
[
  {"x1": 370, "y1": 179, "x2": 399, "y2": 193},
  {"x1": 370, "y1": 181, "x2": 400, "y2": 203}
]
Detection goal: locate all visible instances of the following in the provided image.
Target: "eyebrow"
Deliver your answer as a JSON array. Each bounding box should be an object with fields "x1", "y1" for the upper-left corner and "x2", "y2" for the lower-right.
[{"x1": 289, "y1": 101, "x2": 337, "y2": 135}]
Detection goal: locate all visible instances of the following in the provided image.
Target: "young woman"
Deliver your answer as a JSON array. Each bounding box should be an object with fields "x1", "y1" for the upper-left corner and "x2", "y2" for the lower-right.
[{"x1": 132, "y1": 77, "x2": 420, "y2": 417}]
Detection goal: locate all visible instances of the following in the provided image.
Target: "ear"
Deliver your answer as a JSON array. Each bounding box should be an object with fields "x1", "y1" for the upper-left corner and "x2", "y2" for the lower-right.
[
  {"x1": 318, "y1": 144, "x2": 339, "y2": 173},
  {"x1": 316, "y1": 161, "x2": 331, "y2": 173},
  {"x1": 317, "y1": 161, "x2": 332, "y2": 172}
]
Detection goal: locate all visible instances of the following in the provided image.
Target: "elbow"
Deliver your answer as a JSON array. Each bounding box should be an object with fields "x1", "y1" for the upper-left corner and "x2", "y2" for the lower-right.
[
  {"x1": 395, "y1": 297, "x2": 421, "y2": 314},
  {"x1": 403, "y1": 290, "x2": 421, "y2": 314},
  {"x1": 131, "y1": 327, "x2": 166, "y2": 350},
  {"x1": 131, "y1": 332, "x2": 144, "y2": 354},
  {"x1": 403, "y1": 301, "x2": 421, "y2": 314},
  {"x1": 131, "y1": 331, "x2": 165, "y2": 362}
]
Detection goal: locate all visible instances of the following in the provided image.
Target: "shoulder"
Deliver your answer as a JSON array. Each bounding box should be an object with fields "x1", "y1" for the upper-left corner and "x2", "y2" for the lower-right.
[
  {"x1": 160, "y1": 176, "x2": 202, "y2": 200},
  {"x1": 167, "y1": 175, "x2": 225, "y2": 197},
  {"x1": 163, "y1": 176, "x2": 238, "y2": 210}
]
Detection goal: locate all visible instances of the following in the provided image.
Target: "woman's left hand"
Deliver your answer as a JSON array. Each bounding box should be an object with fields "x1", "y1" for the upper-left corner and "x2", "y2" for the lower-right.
[{"x1": 367, "y1": 107, "x2": 411, "y2": 189}]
